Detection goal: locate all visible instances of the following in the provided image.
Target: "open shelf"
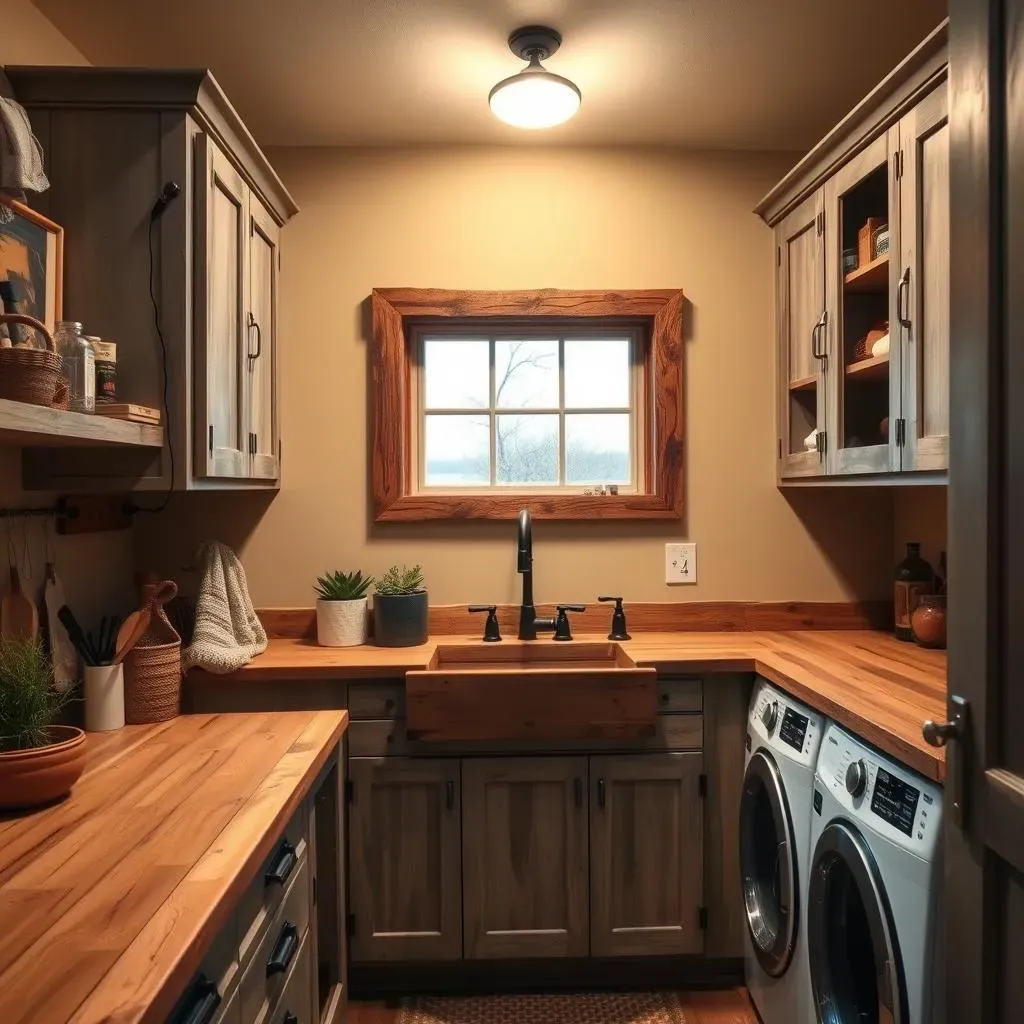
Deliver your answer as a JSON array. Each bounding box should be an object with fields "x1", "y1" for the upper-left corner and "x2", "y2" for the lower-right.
[
  {"x1": 844, "y1": 253, "x2": 890, "y2": 294},
  {"x1": 0, "y1": 398, "x2": 164, "y2": 448},
  {"x1": 845, "y1": 352, "x2": 890, "y2": 384},
  {"x1": 789, "y1": 374, "x2": 817, "y2": 393}
]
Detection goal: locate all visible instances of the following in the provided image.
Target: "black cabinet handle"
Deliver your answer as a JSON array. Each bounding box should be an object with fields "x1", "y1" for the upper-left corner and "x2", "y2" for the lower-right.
[
  {"x1": 248, "y1": 311, "x2": 263, "y2": 360},
  {"x1": 597, "y1": 778, "x2": 606, "y2": 808},
  {"x1": 574, "y1": 778, "x2": 583, "y2": 808},
  {"x1": 897, "y1": 267, "x2": 912, "y2": 329},
  {"x1": 174, "y1": 977, "x2": 220, "y2": 1024},
  {"x1": 446, "y1": 779, "x2": 455, "y2": 810},
  {"x1": 266, "y1": 921, "x2": 299, "y2": 977},
  {"x1": 265, "y1": 839, "x2": 297, "y2": 887}
]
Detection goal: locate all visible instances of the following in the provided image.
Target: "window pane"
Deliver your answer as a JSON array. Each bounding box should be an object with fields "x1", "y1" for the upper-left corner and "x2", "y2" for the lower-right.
[
  {"x1": 496, "y1": 414, "x2": 558, "y2": 484},
  {"x1": 564, "y1": 339, "x2": 631, "y2": 408},
  {"x1": 424, "y1": 414, "x2": 490, "y2": 485},
  {"x1": 565, "y1": 413, "x2": 631, "y2": 484},
  {"x1": 494, "y1": 339, "x2": 559, "y2": 409},
  {"x1": 424, "y1": 338, "x2": 489, "y2": 409}
]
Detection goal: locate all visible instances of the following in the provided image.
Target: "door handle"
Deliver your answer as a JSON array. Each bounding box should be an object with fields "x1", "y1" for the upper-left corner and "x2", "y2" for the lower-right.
[
  {"x1": 812, "y1": 311, "x2": 828, "y2": 361},
  {"x1": 597, "y1": 778, "x2": 606, "y2": 809},
  {"x1": 897, "y1": 267, "x2": 912, "y2": 330},
  {"x1": 923, "y1": 694, "x2": 969, "y2": 828},
  {"x1": 248, "y1": 312, "x2": 262, "y2": 361}
]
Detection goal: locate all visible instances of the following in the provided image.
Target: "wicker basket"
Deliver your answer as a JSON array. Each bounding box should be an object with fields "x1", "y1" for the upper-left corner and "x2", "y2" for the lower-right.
[
  {"x1": 125, "y1": 581, "x2": 182, "y2": 724},
  {"x1": 0, "y1": 313, "x2": 63, "y2": 407}
]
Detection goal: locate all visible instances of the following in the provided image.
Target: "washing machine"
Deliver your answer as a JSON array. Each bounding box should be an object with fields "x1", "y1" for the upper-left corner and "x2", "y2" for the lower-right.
[
  {"x1": 741, "y1": 679, "x2": 824, "y2": 1024},
  {"x1": 808, "y1": 722, "x2": 943, "y2": 1024}
]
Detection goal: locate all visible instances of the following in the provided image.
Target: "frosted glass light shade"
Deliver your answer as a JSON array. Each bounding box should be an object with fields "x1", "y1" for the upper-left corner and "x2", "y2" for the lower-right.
[{"x1": 489, "y1": 65, "x2": 581, "y2": 129}]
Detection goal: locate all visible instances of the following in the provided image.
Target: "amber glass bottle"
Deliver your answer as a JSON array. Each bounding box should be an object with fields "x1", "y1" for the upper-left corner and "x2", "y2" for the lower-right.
[{"x1": 894, "y1": 542, "x2": 935, "y2": 641}]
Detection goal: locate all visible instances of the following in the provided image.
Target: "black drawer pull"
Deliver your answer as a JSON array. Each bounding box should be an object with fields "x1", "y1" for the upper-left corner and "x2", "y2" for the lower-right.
[
  {"x1": 267, "y1": 921, "x2": 299, "y2": 977},
  {"x1": 284, "y1": 1015, "x2": 298, "y2": 1024},
  {"x1": 597, "y1": 778, "x2": 606, "y2": 808},
  {"x1": 265, "y1": 839, "x2": 297, "y2": 887},
  {"x1": 174, "y1": 976, "x2": 221, "y2": 1024}
]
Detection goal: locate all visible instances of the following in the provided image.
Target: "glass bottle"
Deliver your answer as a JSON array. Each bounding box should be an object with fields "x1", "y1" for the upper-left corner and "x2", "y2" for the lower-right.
[
  {"x1": 55, "y1": 321, "x2": 96, "y2": 413},
  {"x1": 894, "y1": 542, "x2": 934, "y2": 642}
]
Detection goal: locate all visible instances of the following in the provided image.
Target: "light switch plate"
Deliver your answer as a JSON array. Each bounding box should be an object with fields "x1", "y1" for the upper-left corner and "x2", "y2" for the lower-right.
[{"x1": 665, "y1": 542, "x2": 697, "y2": 585}]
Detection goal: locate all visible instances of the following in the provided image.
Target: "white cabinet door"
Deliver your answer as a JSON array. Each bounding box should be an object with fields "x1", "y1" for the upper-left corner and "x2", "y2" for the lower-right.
[
  {"x1": 247, "y1": 196, "x2": 281, "y2": 481},
  {"x1": 196, "y1": 136, "x2": 249, "y2": 478}
]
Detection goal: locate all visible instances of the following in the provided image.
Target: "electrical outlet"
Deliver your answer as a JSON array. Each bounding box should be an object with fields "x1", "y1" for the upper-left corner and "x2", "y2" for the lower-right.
[{"x1": 665, "y1": 542, "x2": 697, "y2": 585}]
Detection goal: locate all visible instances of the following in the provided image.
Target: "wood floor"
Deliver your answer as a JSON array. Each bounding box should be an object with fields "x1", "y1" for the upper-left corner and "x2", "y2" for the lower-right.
[{"x1": 348, "y1": 988, "x2": 758, "y2": 1024}]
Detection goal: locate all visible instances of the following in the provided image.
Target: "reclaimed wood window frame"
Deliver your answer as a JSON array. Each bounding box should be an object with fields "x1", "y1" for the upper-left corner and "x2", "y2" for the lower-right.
[{"x1": 371, "y1": 288, "x2": 684, "y2": 521}]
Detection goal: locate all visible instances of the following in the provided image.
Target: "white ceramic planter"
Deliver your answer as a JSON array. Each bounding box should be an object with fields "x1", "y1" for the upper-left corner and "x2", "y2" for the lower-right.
[
  {"x1": 317, "y1": 597, "x2": 369, "y2": 647},
  {"x1": 84, "y1": 663, "x2": 125, "y2": 732}
]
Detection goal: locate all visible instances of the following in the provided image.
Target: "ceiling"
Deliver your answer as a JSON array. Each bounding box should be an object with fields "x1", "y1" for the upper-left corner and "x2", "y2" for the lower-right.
[{"x1": 34, "y1": 0, "x2": 947, "y2": 150}]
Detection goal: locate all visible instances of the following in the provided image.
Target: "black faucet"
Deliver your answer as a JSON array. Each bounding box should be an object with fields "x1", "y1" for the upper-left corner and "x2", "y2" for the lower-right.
[{"x1": 517, "y1": 509, "x2": 556, "y2": 640}]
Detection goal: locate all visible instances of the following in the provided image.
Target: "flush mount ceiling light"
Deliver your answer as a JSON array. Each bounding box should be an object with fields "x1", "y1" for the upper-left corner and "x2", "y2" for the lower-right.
[{"x1": 488, "y1": 26, "x2": 582, "y2": 129}]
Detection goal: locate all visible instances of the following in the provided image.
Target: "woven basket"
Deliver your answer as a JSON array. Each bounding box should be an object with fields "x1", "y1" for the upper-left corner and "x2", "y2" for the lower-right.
[
  {"x1": 125, "y1": 581, "x2": 182, "y2": 724},
  {"x1": 0, "y1": 313, "x2": 62, "y2": 407}
]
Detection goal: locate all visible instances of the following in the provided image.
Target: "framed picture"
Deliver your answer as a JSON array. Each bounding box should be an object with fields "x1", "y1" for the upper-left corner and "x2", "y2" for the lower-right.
[{"x1": 0, "y1": 196, "x2": 63, "y2": 346}]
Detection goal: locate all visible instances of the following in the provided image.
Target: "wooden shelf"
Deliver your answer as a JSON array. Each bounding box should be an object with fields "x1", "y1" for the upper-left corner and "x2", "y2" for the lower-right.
[
  {"x1": 845, "y1": 353, "x2": 890, "y2": 383},
  {"x1": 844, "y1": 253, "x2": 890, "y2": 293},
  {"x1": 789, "y1": 374, "x2": 817, "y2": 392},
  {"x1": 0, "y1": 399, "x2": 164, "y2": 448}
]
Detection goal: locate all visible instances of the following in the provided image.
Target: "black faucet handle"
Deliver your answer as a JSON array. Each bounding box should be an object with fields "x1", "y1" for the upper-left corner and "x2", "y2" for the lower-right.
[
  {"x1": 468, "y1": 605, "x2": 502, "y2": 642},
  {"x1": 598, "y1": 596, "x2": 631, "y2": 641},
  {"x1": 553, "y1": 604, "x2": 586, "y2": 642}
]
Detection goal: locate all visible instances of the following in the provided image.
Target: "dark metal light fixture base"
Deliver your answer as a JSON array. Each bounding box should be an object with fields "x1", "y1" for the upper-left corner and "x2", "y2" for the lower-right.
[{"x1": 508, "y1": 26, "x2": 563, "y2": 62}]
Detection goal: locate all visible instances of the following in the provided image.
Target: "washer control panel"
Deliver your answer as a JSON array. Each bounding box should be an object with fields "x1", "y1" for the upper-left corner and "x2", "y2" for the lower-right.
[
  {"x1": 815, "y1": 721, "x2": 942, "y2": 860},
  {"x1": 748, "y1": 679, "x2": 823, "y2": 769}
]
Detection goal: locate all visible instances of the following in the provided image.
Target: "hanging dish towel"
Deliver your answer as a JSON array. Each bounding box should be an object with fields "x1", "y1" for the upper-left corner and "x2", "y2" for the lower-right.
[
  {"x1": 0, "y1": 71, "x2": 49, "y2": 201},
  {"x1": 181, "y1": 541, "x2": 267, "y2": 674}
]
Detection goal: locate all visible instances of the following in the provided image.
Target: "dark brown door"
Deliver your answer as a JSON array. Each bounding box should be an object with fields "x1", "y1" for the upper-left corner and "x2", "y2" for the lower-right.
[{"x1": 945, "y1": 2, "x2": 1024, "y2": 1019}]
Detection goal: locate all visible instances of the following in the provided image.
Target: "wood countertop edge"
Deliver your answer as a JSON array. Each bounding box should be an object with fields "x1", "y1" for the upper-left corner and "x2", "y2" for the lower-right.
[{"x1": 71, "y1": 711, "x2": 349, "y2": 1024}]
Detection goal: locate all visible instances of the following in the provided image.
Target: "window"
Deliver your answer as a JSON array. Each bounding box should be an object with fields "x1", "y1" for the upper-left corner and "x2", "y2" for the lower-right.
[
  {"x1": 371, "y1": 288, "x2": 684, "y2": 521},
  {"x1": 418, "y1": 330, "x2": 641, "y2": 492}
]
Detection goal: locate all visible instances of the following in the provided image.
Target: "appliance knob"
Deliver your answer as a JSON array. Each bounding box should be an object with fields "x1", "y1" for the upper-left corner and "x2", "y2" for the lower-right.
[
  {"x1": 846, "y1": 759, "x2": 867, "y2": 798},
  {"x1": 761, "y1": 701, "x2": 778, "y2": 732}
]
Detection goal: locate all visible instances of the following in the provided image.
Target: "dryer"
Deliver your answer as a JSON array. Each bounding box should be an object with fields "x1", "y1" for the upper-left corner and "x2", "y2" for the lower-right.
[
  {"x1": 741, "y1": 679, "x2": 825, "y2": 1024},
  {"x1": 808, "y1": 722, "x2": 943, "y2": 1024}
]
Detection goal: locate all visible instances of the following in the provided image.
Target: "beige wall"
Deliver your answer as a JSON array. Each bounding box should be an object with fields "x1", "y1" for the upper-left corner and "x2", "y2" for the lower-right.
[
  {"x1": 0, "y1": 4, "x2": 133, "y2": 627},
  {"x1": 138, "y1": 145, "x2": 898, "y2": 607},
  {"x1": 0, "y1": 0, "x2": 88, "y2": 65},
  {"x1": 894, "y1": 487, "x2": 947, "y2": 577}
]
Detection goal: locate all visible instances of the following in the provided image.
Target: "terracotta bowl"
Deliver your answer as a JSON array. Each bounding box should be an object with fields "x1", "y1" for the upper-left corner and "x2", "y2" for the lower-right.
[{"x1": 0, "y1": 726, "x2": 87, "y2": 810}]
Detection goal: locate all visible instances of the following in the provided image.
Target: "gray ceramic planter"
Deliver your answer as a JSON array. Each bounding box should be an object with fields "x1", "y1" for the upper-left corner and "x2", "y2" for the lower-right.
[{"x1": 373, "y1": 591, "x2": 429, "y2": 647}]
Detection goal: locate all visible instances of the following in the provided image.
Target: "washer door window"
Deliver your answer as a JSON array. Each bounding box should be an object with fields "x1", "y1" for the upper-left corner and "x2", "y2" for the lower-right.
[
  {"x1": 740, "y1": 749, "x2": 798, "y2": 976},
  {"x1": 808, "y1": 821, "x2": 907, "y2": 1024}
]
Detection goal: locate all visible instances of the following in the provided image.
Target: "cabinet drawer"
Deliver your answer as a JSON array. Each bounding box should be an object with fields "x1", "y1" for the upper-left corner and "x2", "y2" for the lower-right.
[
  {"x1": 348, "y1": 681, "x2": 405, "y2": 720},
  {"x1": 657, "y1": 678, "x2": 703, "y2": 713},
  {"x1": 653, "y1": 713, "x2": 703, "y2": 750},
  {"x1": 269, "y1": 929, "x2": 312, "y2": 1024},
  {"x1": 239, "y1": 850, "x2": 311, "y2": 1024},
  {"x1": 213, "y1": 985, "x2": 241, "y2": 1024},
  {"x1": 238, "y1": 807, "x2": 309, "y2": 971},
  {"x1": 348, "y1": 718, "x2": 404, "y2": 757}
]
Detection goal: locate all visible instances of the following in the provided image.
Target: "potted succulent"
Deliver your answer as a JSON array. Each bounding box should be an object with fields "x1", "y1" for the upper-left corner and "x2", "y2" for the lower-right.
[
  {"x1": 315, "y1": 570, "x2": 374, "y2": 647},
  {"x1": 0, "y1": 637, "x2": 85, "y2": 809},
  {"x1": 373, "y1": 564, "x2": 428, "y2": 648}
]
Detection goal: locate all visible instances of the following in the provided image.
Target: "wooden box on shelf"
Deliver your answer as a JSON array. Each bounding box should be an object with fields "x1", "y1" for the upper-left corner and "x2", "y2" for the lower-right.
[{"x1": 857, "y1": 216, "x2": 885, "y2": 266}]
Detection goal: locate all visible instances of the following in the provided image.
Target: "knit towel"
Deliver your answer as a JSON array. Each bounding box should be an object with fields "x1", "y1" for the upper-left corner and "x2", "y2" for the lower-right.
[
  {"x1": 182, "y1": 541, "x2": 267, "y2": 674},
  {"x1": 0, "y1": 75, "x2": 49, "y2": 195}
]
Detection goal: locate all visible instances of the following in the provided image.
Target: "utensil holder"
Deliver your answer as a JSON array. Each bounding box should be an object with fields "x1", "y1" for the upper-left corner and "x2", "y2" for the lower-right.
[{"x1": 84, "y1": 663, "x2": 125, "y2": 732}]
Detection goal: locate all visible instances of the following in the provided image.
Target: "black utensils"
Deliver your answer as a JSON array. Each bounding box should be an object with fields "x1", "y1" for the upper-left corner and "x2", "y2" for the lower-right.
[
  {"x1": 58, "y1": 604, "x2": 94, "y2": 665},
  {"x1": 57, "y1": 606, "x2": 122, "y2": 666}
]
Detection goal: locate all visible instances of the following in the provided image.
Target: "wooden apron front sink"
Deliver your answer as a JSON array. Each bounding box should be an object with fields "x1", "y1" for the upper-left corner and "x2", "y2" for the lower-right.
[{"x1": 405, "y1": 642, "x2": 657, "y2": 743}]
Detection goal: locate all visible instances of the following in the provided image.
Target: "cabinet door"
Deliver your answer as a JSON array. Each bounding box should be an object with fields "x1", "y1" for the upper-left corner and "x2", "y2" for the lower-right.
[
  {"x1": 248, "y1": 196, "x2": 281, "y2": 481},
  {"x1": 776, "y1": 190, "x2": 828, "y2": 478},
  {"x1": 590, "y1": 753, "x2": 704, "y2": 957},
  {"x1": 348, "y1": 758, "x2": 462, "y2": 962},
  {"x1": 899, "y1": 83, "x2": 950, "y2": 472},
  {"x1": 195, "y1": 136, "x2": 250, "y2": 478},
  {"x1": 462, "y1": 757, "x2": 589, "y2": 959},
  {"x1": 824, "y1": 129, "x2": 901, "y2": 475}
]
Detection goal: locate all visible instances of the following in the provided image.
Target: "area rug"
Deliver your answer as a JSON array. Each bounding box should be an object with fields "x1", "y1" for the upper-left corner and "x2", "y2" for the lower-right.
[{"x1": 397, "y1": 992, "x2": 693, "y2": 1024}]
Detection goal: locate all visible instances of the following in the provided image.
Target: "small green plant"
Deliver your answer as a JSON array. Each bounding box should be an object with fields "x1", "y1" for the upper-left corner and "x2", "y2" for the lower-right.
[
  {"x1": 315, "y1": 570, "x2": 374, "y2": 601},
  {"x1": 0, "y1": 638, "x2": 69, "y2": 752},
  {"x1": 376, "y1": 564, "x2": 425, "y2": 596}
]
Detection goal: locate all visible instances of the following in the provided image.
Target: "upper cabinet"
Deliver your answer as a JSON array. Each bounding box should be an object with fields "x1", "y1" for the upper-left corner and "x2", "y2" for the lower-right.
[
  {"x1": 5, "y1": 68, "x2": 297, "y2": 492},
  {"x1": 757, "y1": 22, "x2": 949, "y2": 483}
]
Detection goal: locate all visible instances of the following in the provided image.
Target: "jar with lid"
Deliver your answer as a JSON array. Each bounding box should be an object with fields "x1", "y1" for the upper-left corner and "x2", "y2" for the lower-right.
[{"x1": 54, "y1": 321, "x2": 96, "y2": 413}]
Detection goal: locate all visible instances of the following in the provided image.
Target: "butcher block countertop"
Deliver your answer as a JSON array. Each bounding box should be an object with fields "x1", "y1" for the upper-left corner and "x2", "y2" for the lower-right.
[
  {"x1": 0, "y1": 710, "x2": 348, "y2": 1024},
  {"x1": 191, "y1": 630, "x2": 947, "y2": 782}
]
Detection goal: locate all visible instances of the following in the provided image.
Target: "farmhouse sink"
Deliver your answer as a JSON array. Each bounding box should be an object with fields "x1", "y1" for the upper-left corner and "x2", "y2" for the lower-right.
[{"x1": 404, "y1": 641, "x2": 658, "y2": 743}]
